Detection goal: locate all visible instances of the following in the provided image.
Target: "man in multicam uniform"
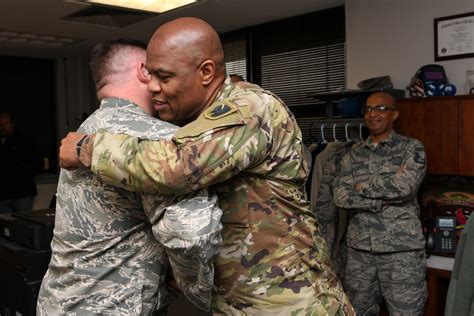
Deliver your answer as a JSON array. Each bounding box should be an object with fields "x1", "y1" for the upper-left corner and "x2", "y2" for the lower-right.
[
  {"x1": 59, "y1": 18, "x2": 354, "y2": 315},
  {"x1": 333, "y1": 92, "x2": 427, "y2": 315},
  {"x1": 37, "y1": 39, "x2": 222, "y2": 315}
]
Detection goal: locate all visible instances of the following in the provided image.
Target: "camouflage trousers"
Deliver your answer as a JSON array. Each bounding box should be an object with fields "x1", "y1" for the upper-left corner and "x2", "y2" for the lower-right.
[
  {"x1": 344, "y1": 248, "x2": 427, "y2": 316},
  {"x1": 211, "y1": 286, "x2": 355, "y2": 316}
]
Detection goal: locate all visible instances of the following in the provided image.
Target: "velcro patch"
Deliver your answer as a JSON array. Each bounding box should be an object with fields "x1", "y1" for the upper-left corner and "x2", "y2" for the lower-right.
[{"x1": 204, "y1": 101, "x2": 238, "y2": 120}]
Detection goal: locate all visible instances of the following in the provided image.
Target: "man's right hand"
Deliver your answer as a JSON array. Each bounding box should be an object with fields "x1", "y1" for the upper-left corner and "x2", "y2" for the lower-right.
[{"x1": 59, "y1": 132, "x2": 87, "y2": 170}]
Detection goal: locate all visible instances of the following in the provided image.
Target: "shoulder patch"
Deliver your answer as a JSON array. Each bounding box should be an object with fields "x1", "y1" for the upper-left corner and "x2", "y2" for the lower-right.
[
  {"x1": 204, "y1": 101, "x2": 238, "y2": 120},
  {"x1": 174, "y1": 100, "x2": 244, "y2": 140}
]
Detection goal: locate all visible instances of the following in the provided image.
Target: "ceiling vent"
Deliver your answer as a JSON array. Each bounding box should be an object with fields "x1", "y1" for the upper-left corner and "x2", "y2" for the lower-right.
[{"x1": 60, "y1": 5, "x2": 157, "y2": 27}]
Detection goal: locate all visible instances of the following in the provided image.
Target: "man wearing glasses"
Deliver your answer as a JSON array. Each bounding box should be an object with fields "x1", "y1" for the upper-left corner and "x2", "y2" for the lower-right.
[{"x1": 333, "y1": 92, "x2": 427, "y2": 315}]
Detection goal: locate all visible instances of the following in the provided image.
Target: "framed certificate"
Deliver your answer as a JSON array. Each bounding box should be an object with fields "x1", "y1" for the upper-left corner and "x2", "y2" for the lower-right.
[{"x1": 435, "y1": 12, "x2": 474, "y2": 61}]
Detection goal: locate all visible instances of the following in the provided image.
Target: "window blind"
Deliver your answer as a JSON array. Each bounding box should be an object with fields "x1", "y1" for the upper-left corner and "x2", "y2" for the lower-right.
[
  {"x1": 222, "y1": 34, "x2": 247, "y2": 80},
  {"x1": 261, "y1": 41, "x2": 346, "y2": 107},
  {"x1": 257, "y1": 6, "x2": 346, "y2": 107},
  {"x1": 219, "y1": 6, "x2": 346, "y2": 107}
]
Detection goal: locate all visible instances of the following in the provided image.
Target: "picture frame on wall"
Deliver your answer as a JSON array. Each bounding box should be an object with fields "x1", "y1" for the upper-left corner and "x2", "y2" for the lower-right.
[{"x1": 434, "y1": 12, "x2": 474, "y2": 61}]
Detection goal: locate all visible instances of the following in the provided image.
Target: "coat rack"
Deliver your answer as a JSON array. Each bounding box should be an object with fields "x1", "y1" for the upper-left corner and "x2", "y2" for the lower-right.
[{"x1": 297, "y1": 118, "x2": 367, "y2": 145}]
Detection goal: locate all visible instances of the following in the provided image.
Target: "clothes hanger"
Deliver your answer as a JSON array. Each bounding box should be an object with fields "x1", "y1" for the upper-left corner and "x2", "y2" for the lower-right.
[
  {"x1": 320, "y1": 124, "x2": 327, "y2": 144},
  {"x1": 333, "y1": 123, "x2": 338, "y2": 142},
  {"x1": 345, "y1": 123, "x2": 351, "y2": 142}
]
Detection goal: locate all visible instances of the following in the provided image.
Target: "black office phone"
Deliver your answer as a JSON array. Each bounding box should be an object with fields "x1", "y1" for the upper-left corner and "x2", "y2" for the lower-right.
[{"x1": 433, "y1": 216, "x2": 456, "y2": 253}]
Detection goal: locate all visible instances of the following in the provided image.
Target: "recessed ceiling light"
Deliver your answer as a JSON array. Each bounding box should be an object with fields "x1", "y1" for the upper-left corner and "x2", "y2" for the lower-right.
[
  {"x1": 39, "y1": 36, "x2": 56, "y2": 41},
  {"x1": 0, "y1": 30, "x2": 81, "y2": 47},
  {"x1": 0, "y1": 31, "x2": 18, "y2": 36},
  {"x1": 67, "y1": 0, "x2": 198, "y2": 13},
  {"x1": 10, "y1": 38, "x2": 28, "y2": 43},
  {"x1": 59, "y1": 38, "x2": 76, "y2": 43},
  {"x1": 46, "y1": 42, "x2": 66, "y2": 47},
  {"x1": 20, "y1": 34, "x2": 38, "y2": 39}
]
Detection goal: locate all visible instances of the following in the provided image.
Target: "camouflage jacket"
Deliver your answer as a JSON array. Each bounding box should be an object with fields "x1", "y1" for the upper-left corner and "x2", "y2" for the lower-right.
[
  {"x1": 37, "y1": 98, "x2": 222, "y2": 315},
  {"x1": 333, "y1": 131, "x2": 426, "y2": 252},
  {"x1": 314, "y1": 141, "x2": 354, "y2": 280},
  {"x1": 90, "y1": 79, "x2": 354, "y2": 315}
]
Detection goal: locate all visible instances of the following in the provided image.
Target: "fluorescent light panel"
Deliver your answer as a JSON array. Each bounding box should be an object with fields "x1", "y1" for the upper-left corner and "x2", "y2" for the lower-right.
[
  {"x1": 81, "y1": 0, "x2": 197, "y2": 13},
  {"x1": 0, "y1": 30, "x2": 80, "y2": 47}
]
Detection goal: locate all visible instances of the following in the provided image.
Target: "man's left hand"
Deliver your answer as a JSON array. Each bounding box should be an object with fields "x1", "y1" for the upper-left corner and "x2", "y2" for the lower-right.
[{"x1": 59, "y1": 132, "x2": 87, "y2": 170}]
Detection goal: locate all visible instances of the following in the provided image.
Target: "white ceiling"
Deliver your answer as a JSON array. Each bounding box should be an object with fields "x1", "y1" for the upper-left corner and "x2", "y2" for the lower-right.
[{"x1": 0, "y1": 0, "x2": 344, "y2": 58}]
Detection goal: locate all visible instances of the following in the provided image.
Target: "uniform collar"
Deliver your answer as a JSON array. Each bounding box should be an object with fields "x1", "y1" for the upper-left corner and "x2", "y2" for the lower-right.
[
  {"x1": 99, "y1": 97, "x2": 137, "y2": 109},
  {"x1": 214, "y1": 76, "x2": 234, "y2": 103},
  {"x1": 363, "y1": 130, "x2": 399, "y2": 149}
]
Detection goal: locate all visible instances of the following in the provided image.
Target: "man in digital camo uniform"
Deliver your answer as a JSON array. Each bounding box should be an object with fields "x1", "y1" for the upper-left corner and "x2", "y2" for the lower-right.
[
  {"x1": 37, "y1": 39, "x2": 222, "y2": 315},
  {"x1": 59, "y1": 18, "x2": 354, "y2": 315},
  {"x1": 333, "y1": 92, "x2": 427, "y2": 315}
]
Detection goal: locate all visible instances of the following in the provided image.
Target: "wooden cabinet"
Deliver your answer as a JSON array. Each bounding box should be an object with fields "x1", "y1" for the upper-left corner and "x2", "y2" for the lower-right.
[
  {"x1": 395, "y1": 96, "x2": 474, "y2": 175},
  {"x1": 424, "y1": 267, "x2": 451, "y2": 316},
  {"x1": 459, "y1": 99, "x2": 474, "y2": 175}
]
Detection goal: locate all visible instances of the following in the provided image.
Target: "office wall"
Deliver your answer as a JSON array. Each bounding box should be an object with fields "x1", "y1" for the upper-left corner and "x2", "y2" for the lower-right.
[{"x1": 346, "y1": 0, "x2": 474, "y2": 94}]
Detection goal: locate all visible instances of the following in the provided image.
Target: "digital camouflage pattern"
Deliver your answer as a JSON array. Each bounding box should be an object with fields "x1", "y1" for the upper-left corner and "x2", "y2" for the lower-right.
[
  {"x1": 333, "y1": 131, "x2": 427, "y2": 315},
  {"x1": 344, "y1": 248, "x2": 427, "y2": 315},
  {"x1": 333, "y1": 131, "x2": 426, "y2": 252},
  {"x1": 314, "y1": 141, "x2": 354, "y2": 280},
  {"x1": 37, "y1": 98, "x2": 222, "y2": 315},
  {"x1": 90, "y1": 78, "x2": 354, "y2": 315}
]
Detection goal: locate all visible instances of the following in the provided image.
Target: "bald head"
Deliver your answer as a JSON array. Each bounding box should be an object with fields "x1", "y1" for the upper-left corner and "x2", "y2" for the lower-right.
[
  {"x1": 366, "y1": 92, "x2": 397, "y2": 110},
  {"x1": 148, "y1": 17, "x2": 225, "y2": 77},
  {"x1": 145, "y1": 18, "x2": 227, "y2": 125},
  {"x1": 364, "y1": 92, "x2": 399, "y2": 142}
]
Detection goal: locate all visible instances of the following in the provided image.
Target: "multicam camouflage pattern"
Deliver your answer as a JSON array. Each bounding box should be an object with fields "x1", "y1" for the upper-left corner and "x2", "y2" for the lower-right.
[
  {"x1": 90, "y1": 78, "x2": 355, "y2": 315},
  {"x1": 37, "y1": 98, "x2": 222, "y2": 315},
  {"x1": 333, "y1": 131, "x2": 427, "y2": 252},
  {"x1": 344, "y1": 248, "x2": 427, "y2": 315}
]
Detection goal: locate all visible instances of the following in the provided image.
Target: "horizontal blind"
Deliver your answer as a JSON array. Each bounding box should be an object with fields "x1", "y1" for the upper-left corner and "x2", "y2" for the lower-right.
[
  {"x1": 222, "y1": 34, "x2": 247, "y2": 80},
  {"x1": 257, "y1": 6, "x2": 345, "y2": 107},
  {"x1": 261, "y1": 41, "x2": 346, "y2": 107}
]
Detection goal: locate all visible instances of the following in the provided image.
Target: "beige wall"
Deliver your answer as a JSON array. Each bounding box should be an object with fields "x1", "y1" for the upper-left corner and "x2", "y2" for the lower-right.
[{"x1": 346, "y1": 0, "x2": 474, "y2": 94}]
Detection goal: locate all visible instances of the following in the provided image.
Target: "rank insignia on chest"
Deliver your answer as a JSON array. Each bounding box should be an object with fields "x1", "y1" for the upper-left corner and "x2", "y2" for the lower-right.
[{"x1": 204, "y1": 101, "x2": 238, "y2": 120}]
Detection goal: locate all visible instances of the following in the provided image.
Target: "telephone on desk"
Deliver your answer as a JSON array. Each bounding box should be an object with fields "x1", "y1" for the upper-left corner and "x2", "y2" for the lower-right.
[
  {"x1": 422, "y1": 202, "x2": 471, "y2": 257},
  {"x1": 424, "y1": 216, "x2": 456, "y2": 255}
]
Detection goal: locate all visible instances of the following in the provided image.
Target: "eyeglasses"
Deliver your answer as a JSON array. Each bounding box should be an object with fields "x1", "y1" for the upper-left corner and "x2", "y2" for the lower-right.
[{"x1": 362, "y1": 104, "x2": 397, "y2": 114}]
